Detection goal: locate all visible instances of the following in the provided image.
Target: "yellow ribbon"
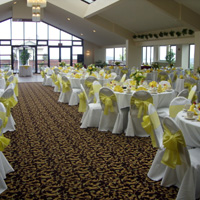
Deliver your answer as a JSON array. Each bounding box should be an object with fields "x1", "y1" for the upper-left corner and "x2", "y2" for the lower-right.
[
  {"x1": 51, "y1": 73, "x2": 57, "y2": 84},
  {"x1": 131, "y1": 97, "x2": 153, "y2": 118},
  {"x1": 184, "y1": 82, "x2": 195, "y2": 92},
  {"x1": 41, "y1": 71, "x2": 45, "y2": 78},
  {"x1": 55, "y1": 81, "x2": 61, "y2": 91},
  {"x1": 62, "y1": 80, "x2": 71, "y2": 93},
  {"x1": 99, "y1": 93, "x2": 116, "y2": 115},
  {"x1": 0, "y1": 96, "x2": 17, "y2": 117},
  {"x1": 141, "y1": 115, "x2": 157, "y2": 147},
  {"x1": 14, "y1": 77, "x2": 18, "y2": 97},
  {"x1": 78, "y1": 92, "x2": 87, "y2": 113},
  {"x1": 161, "y1": 125, "x2": 186, "y2": 169},
  {"x1": 121, "y1": 69, "x2": 128, "y2": 74},
  {"x1": 85, "y1": 81, "x2": 94, "y2": 97},
  {"x1": 0, "y1": 135, "x2": 10, "y2": 151},
  {"x1": 0, "y1": 112, "x2": 8, "y2": 133}
]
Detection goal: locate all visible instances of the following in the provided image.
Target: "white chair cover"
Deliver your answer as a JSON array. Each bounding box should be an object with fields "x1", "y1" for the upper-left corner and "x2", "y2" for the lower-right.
[
  {"x1": 177, "y1": 89, "x2": 189, "y2": 98},
  {"x1": 43, "y1": 69, "x2": 53, "y2": 86},
  {"x1": 161, "y1": 117, "x2": 200, "y2": 200},
  {"x1": 147, "y1": 103, "x2": 166, "y2": 181},
  {"x1": 53, "y1": 74, "x2": 62, "y2": 93},
  {"x1": 0, "y1": 89, "x2": 16, "y2": 133},
  {"x1": 125, "y1": 91, "x2": 153, "y2": 137},
  {"x1": 188, "y1": 85, "x2": 197, "y2": 102},
  {"x1": 98, "y1": 87, "x2": 126, "y2": 134},
  {"x1": 80, "y1": 84, "x2": 102, "y2": 128},
  {"x1": 120, "y1": 74, "x2": 126, "y2": 83},
  {"x1": 92, "y1": 81, "x2": 102, "y2": 103}
]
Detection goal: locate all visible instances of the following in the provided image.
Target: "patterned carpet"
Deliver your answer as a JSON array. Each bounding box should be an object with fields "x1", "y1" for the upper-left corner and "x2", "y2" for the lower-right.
[{"x1": 1, "y1": 82, "x2": 178, "y2": 199}]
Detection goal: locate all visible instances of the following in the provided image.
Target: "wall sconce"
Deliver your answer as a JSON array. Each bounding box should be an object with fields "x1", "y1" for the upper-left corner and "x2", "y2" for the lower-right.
[{"x1": 86, "y1": 50, "x2": 90, "y2": 56}]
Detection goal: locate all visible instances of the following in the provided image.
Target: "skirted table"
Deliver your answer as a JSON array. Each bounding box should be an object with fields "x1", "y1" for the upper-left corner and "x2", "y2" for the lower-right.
[{"x1": 19, "y1": 66, "x2": 33, "y2": 77}]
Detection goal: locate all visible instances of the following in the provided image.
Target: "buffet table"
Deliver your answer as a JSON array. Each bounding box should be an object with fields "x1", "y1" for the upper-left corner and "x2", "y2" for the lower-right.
[{"x1": 19, "y1": 66, "x2": 33, "y2": 77}]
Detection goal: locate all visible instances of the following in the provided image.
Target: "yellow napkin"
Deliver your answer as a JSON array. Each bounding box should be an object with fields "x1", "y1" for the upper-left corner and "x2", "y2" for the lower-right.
[
  {"x1": 188, "y1": 104, "x2": 198, "y2": 115},
  {"x1": 136, "y1": 86, "x2": 148, "y2": 91},
  {"x1": 114, "y1": 85, "x2": 124, "y2": 93},
  {"x1": 74, "y1": 74, "x2": 82, "y2": 79},
  {"x1": 149, "y1": 81, "x2": 157, "y2": 88}
]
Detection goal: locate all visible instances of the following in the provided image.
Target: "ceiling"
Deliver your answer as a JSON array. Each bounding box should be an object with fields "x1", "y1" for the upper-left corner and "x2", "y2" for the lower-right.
[{"x1": 0, "y1": 0, "x2": 200, "y2": 47}]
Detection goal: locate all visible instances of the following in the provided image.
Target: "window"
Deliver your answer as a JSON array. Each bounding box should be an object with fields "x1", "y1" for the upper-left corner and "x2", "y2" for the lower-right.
[
  {"x1": 142, "y1": 46, "x2": 154, "y2": 65},
  {"x1": 106, "y1": 47, "x2": 126, "y2": 65},
  {"x1": 189, "y1": 44, "x2": 195, "y2": 69},
  {"x1": 170, "y1": 45, "x2": 176, "y2": 61},
  {"x1": 159, "y1": 46, "x2": 167, "y2": 61}
]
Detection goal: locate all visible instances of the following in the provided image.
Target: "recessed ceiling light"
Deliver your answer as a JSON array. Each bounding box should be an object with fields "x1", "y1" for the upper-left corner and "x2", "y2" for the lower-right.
[
  {"x1": 93, "y1": 30, "x2": 96, "y2": 33},
  {"x1": 80, "y1": 33, "x2": 83, "y2": 36},
  {"x1": 13, "y1": 1, "x2": 17, "y2": 4},
  {"x1": 67, "y1": 18, "x2": 70, "y2": 21}
]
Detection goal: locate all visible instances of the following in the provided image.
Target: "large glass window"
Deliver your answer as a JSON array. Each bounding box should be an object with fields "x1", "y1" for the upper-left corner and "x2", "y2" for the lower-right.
[
  {"x1": 142, "y1": 46, "x2": 154, "y2": 65},
  {"x1": 159, "y1": 46, "x2": 167, "y2": 61},
  {"x1": 0, "y1": 18, "x2": 83, "y2": 72},
  {"x1": 189, "y1": 44, "x2": 195, "y2": 69},
  {"x1": 170, "y1": 45, "x2": 176, "y2": 61},
  {"x1": 106, "y1": 47, "x2": 126, "y2": 65}
]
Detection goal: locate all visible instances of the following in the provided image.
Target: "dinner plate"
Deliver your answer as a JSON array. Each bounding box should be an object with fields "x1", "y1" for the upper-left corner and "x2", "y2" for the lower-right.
[
  {"x1": 184, "y1": 116, "x2": 196, "y2": 120},
  {"x1": 166, "y1": 89, "x2": 173, "y2": 92}
]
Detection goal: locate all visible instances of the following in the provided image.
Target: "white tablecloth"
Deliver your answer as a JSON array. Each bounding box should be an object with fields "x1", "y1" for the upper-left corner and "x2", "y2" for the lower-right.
[
  {"x1": 19, "y1": 66, "x2": 33, "y2": 77},
  {"x1": 175, "y1": 111, "x2": 200, "y2": 148},
  {"x1": 115, "y1": 90, "x2": 176, "y2": 109}
]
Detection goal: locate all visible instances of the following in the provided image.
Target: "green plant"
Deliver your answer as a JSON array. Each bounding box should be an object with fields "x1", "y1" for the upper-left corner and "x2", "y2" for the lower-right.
[
  {"x1": 20, "y1": 49, "x2": 30, "y2": 65},
  {"x1": 165, "y1": 51, "x2": 175, "y2": 67}
]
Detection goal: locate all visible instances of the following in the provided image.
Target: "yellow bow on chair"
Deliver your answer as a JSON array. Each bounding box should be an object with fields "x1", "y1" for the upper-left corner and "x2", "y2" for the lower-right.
[
  {"x1": 41, "y1": 71, "x2": 45, "y2": 78},
  {"x1": 184, "y1": 82, "x2": 194, "y2": 92},
  {"x1": 99, "y1": 93, "x2": 116, "y2": 115},
  {"x1": 14, "y1": 77, "x2": 18, "y2": 97},
  {"x1": 0, "y1": 135, "x2": 10, "y2": 151},
  {"x1": 0, "y1": 96, "x2": 17, "y2": 117},
  {"x1": 131, "y1": 97, "x2": 153, "y2": 118},
  {"x1": 0, "y1": 112, "x2": 8, "y2": 133},
  {"x1": 85, "y1": 81, "x2": 94, "y2": 97},
  {"x1": 141, "y1": 115, "x2": 157, "y2": 148},
  {"x1": 51, "y1": 73, "x2": 57, "y2": 84},
  {"x1": 78, "y1": 92, "x2": 87, "y2": 113},
  {"x1": 161, "y1": 125, "x2": 186, "y2": 169},
  {"x1": 62, "y1": 80, "x2": 71, "y2": 93}
]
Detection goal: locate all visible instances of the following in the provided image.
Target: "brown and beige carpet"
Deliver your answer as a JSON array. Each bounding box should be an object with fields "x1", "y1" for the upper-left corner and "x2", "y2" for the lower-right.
[{"x1": 1, "y1": 82, "x2": 178, "y2": 199}]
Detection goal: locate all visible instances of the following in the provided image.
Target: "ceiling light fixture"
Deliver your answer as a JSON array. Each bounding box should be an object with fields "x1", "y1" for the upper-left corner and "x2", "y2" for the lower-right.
[
  {"x1": 93, "y1": 30, "x2": 96, "y2": 32},
  {"x1": 27, "y1": 0, "x2": 47, "y2": 22},
  {"x1": 67, "y1": 18, "x2": 71, "y2": 21}
]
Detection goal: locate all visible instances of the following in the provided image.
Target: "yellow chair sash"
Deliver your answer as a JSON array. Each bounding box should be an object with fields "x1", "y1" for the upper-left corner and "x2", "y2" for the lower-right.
[
  {"x1": 141, "y1": 115, "x2": 157, "y2": 147},
  {"x1": 41, "y1": 71, "x2": 45, "y2": 78},
  {"x1": 99, "y1": 93, "x2": 116, "y2": 115},
  {"x1": 158, "y1": 74, "x2": 168, "y2": 81},
  {"x1": 0, "y1": 112, "x2": 8, "y2": 133},
  {"x1": 55, "y1": 81, "x2": 61, "y2": 91},
  {"x1": 172, "y1": 71, "x2": 177, "y2": 82},
  {"x1": 131, "y1": 97, "x2": 153, "y2": 118},
  {"x1": 184, "y1": 82, "x2": 195, "y2": 92},
  {"x1": 62, "y1": 80, "x2": 71, "y2": 93},
  {"x1": 85, "y1": 81, "x2": 94, "y2": 97},
  {"x1": 78, "y1": 92, "x2": 87, "y2": 113},
  {"x1": 0, "y1": 135, "x2": 10, "y2": 151},
  {"x1": 51, "y1": 73, "x2": 57, "y2": 84},
  {"x1": 121, "y1": 69, "x2": 128, "y2": 74},
  {"x1": 161, "y1": 125, "x2": 186, "y2": 169},
  {"x1": 0, "y1": 96, "x2": 17, "y2": 117},
  {"x1": 14, "y1": 77, "x2": 18, "y2": 97}
]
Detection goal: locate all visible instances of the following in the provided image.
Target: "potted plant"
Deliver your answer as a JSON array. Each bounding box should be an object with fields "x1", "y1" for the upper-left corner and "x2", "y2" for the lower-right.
[
  {"x1": 20, "y1": 49, "x2": 30, "y2": 65},
  {"x1": 165, "y1": 50, "x2": 175, "y2": 67}
]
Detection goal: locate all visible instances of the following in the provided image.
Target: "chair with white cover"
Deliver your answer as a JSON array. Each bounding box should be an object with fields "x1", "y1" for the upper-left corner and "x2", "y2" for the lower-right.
[
  {"x1": 160, "y1": 117, "x2": 200, "y2": 200},
  {"x1": 79, "y1": 84, "x2": 102, "y2": 128},
  {"x1": 125, "y1": 91, "x2": 153, "y2": 137},
  {"x1": 84, "y1": 76, "x2": 98, "y2": 103},
  {"x1": 159, "y1": 81, "x2": 171, "y2": 88},
  {"x1": 0, "y1": 109, "x2": 14, "y2": 194},
  {"x1": 177, "y1": 89, "x2": 189, "y2": 98},
  {"x1": 120, "y1": 74, "x2": 126, "y2": 83},
  {"x1": 110, "y1": 72, "x2": 117, "y2": 79},
  {"x1": 43, "y1": 69, "x2": 53, "y2": 86},
  {"x1": 92, "y1": 81, "x2": 102, "y2": 103},
  {"x1": 141, "y1": 103, "x2": 166, "y2": 181},
  {"x1": 58, "y1": 76, "x2": 81, "y2": 105},
  {"x1": 157, "y1": 71, "x2": 169, "y2": 82},
  {"x1": 54, "y1": 74, "x2": 62, "y2": 93},
  {"x1": 98, "y1": 87, "x2": 126, "y2": 133},
  {"x1": 157, "y1": 96, "x2": 191, "y2": 121},
  {"x1": 0, "y1": 88, "x2": 17, "y2": 133},
  {"x1": 188, "y1": 85, "x2": 197, "y2": 102}
]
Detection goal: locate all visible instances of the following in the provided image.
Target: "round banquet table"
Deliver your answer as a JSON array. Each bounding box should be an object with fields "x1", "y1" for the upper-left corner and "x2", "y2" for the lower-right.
[
  {"x1": 19, "y1": 66, "x2": 33, "y2": 77},
  {"x1": 115, "y1": 90, "x2": 176, "y2": 110},
  {"x1": 175, "y1": 111, "x2": 200, "y2": 148}
]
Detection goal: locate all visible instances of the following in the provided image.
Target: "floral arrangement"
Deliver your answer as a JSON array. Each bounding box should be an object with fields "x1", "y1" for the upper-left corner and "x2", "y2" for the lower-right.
[
  {"x1": 149, "y1": 81, "x2": 157, "y2": 88},
  {"x1": 74, "y1": 63, "x2": 83, "y2": 70},
  {"x1": 115, "y1": 61, "x2": 120, "y2": 66},
  {"x1": 151, "y1": 62, "x2": 160, "y2": 70},
  {"x1": 130, "y1": 70, "x2": 145, "y2": 88},
  {"x1": 59, "y1": 61, "x2": 66, "y2": 67},
  {"x1": 87, "y1": 64, "x2": 97, "y2": 75}
]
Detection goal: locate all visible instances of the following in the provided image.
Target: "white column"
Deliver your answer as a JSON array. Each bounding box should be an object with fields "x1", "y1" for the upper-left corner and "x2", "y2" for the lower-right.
[
  {"x1": 126, "y1": 39, "x2": 142, "y2": 69},
  {"x1": 194, "y1": 31, "x2": 200, "y2": 72}
]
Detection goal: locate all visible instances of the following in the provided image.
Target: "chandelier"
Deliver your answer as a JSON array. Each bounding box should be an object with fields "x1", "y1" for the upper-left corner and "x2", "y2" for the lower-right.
[{"x1": 27, "y1": 0, "x2": 47, "y2": 22}]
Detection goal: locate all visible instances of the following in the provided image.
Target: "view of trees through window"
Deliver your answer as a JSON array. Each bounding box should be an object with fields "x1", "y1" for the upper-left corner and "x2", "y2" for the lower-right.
[
  {"x1": 0, "y1": 19, "x2": 83, "y2": 73},
  {"x1": 106, "y1": 47, "x2": 126, "y2": 65}
]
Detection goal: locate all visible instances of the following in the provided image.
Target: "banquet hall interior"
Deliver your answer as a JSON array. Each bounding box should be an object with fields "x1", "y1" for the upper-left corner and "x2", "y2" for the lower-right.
[{"x1": 0, "y1": 0, "x2": 200, "y2": 199}]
